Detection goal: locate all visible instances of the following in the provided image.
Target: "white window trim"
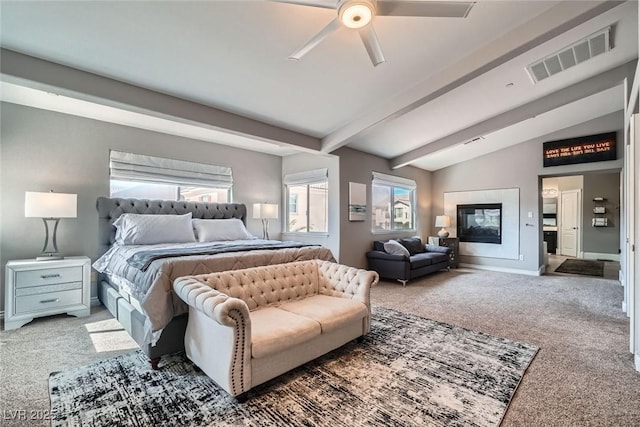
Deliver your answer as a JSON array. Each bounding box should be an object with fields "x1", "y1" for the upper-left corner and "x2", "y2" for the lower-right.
[
  {"x1": 284, "y1": 168, "x2": 329, "y2": 234},
  {"x1": 371, "y1": 171, "x2": 417, "y2": 233}
]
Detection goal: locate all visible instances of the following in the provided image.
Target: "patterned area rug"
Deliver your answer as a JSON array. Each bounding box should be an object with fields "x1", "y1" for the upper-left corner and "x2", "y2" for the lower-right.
[
  {"x1": 555, "y1": 258, "x2": 604, "y2": 277},
  {"x1": 49, "y1": 307, "x2": 538, "y2": 427}
]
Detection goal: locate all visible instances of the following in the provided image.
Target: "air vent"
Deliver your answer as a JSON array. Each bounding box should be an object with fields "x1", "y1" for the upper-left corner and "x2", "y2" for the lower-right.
[
  {"x1": 463, "y1": 136, "x2": 485, "y2": 145},
  {"x1": 527, "y1": 26, "x2": 611, "y2": 83}
]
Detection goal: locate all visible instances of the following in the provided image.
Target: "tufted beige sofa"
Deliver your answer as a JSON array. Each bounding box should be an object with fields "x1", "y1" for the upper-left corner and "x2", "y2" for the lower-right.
[{"x1": 174, "y1": 259, "x2": 379, "y2": 399}]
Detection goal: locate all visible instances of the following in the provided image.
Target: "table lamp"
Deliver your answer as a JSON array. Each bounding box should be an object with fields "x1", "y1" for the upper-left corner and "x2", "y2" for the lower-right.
[
  {"x1": 435, "y1": 215, "x2": 451, "y2": 238},
  {"x1": 253, "y1": 203, "x2": 278, "y2": 240},
  {"x1": 25, "y1": 191, "x2": 77, "y2": 261}
]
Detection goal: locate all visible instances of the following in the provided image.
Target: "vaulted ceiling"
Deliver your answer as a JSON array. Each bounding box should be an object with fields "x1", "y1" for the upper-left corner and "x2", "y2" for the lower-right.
[{"x1": 0, "y1": 0, "x2": 637, "y2": 171}]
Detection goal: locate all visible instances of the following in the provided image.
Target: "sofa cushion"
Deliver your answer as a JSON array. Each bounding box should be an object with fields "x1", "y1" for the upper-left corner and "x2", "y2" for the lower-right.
[
  {"x1": 383, "y1": 240, "x2": 410, "y2": 257},
  {"x1": 250, "y1": 307, "x2": 321, "y2": 359},
  {"x1": 410, "y1": 252, "x2": 448, "y2": 269},
  {"x1": 279, "y1": 295, "x2": 368, "y2": 334},
  {"x1": 373, "y1": 240, "x2": 386, "y2": 252},
  {"x1": 400, "y1": 237, "x2": 426, "y2": 255}
]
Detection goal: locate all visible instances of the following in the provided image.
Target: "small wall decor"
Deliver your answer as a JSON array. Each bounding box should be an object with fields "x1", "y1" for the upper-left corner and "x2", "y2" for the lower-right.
[
  {"x1": 543, "y1": 132, "x2": 616, "y2": 167},
  {"x1": 348, "y1": 182, "x2": 366, "y2": 221}
]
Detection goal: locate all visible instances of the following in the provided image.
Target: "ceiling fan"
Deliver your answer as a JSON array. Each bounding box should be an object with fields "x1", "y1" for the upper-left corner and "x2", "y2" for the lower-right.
[{"x1": 274, "y1": 0, "x2": 476, "y2": 66}]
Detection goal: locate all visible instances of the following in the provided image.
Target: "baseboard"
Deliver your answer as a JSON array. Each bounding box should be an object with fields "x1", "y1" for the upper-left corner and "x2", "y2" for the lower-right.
[
  {"x1": 458, "y1": 263, "x2": 542, "y2": 276},
  {"x1": 635, "y1": 354, "x2": 640, "y2": 372},
  {"x1": 91, "y1": 296, "x2": 101, "y2": 307},
  {"x1": 582, "y1": 252, "x2": 620, "y2": 262},
  {"x1": 619, "y1": 270, "x2": 624, "y2": 286}
]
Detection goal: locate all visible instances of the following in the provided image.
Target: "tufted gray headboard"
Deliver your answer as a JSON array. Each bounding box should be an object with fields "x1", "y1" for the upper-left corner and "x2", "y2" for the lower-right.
[{"x1": 96, "y1": 197, "x2": 248, "y2": 256}]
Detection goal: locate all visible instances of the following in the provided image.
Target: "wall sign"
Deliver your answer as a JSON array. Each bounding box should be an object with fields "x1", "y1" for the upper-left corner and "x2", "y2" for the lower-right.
[{"x1": 543, "y1": 132, "x2": 616, "y2": 167}]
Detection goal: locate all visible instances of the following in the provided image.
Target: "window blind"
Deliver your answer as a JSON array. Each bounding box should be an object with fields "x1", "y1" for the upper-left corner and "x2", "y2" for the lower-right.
[
  {"x1": 110, "y1": 150, "x2": 233, "y2": 188},
  {"x1": 372, "y1": 171, "x2": 416, "y2": 190},
  {"x1": 283, "y1": 168, "x2": 328, "y2": 185}
]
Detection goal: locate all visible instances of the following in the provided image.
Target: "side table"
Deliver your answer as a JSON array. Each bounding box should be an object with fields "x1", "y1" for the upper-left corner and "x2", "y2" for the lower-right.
[{"x1": 428, "y1": 236, "x2": 459, "y2": 268}]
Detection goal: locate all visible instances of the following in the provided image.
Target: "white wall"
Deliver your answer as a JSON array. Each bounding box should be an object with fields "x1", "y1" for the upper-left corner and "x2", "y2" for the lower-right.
[
  {"x1": 281, "y1": 152, "x2": 340, "y2": 260},
  {"x1": 0, "y1": 102, "x2": 283, "y2": 308}
]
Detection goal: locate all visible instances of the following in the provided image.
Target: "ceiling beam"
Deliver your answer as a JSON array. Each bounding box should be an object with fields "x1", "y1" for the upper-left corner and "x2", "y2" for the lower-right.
[
  {"x1": 390, "y1": 60, "x2": 637, "y2": 169},
  {"x1": 319, "y1": 0, "x2": 625, "y2": 154},
  {"x1": 0, "y1": 48, "x2": 322, "y2": 153}
]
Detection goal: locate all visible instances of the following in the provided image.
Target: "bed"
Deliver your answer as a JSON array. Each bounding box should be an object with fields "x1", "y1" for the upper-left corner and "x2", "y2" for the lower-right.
[{"x1": 94, "y1": 197, "x2": 335, "y2": 368}]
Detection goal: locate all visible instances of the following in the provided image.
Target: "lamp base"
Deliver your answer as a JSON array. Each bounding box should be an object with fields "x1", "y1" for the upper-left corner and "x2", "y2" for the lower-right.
[
  {"x1": 437, "y1": 228, "x2": 450, "y2": 238},
  {"x1": 36, "y1": 253, "x2": 64, "y2": 261}
]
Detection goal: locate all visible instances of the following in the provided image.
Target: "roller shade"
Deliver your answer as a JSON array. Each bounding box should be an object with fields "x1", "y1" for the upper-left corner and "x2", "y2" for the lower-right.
[
  {"x1": 372, "y1": 171, "x2": 416, "y2": 190},
  {"x1": 110, "y1": 151, "x2": 232, "y2": 188},
  {"x1": 283, "y1": 168, "x2": 328, "y2": 185}
]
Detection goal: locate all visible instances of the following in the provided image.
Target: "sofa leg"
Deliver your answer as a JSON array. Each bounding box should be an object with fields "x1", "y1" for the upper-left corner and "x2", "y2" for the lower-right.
[
  {"x1": 235, "y1": 392, "x2": 249, "y2": 403},
  {"x1": 397, "y1": 279, "x2": 407, "y2": 287},
  {"x1": 150, "y1": 357, "x2": 161, "y2": 370}
]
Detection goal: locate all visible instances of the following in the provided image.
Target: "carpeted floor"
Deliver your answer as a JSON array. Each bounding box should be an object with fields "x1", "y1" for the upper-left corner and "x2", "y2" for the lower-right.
[
  {"x1": 48, "y1": 307, "x2": 537, "y2": 427},
  {"x1": 554, "y1": 258, "x2": 605, "y2": 277},
  {"x1": 1, "y1": 267, "x2": 639, "y2": 426}
]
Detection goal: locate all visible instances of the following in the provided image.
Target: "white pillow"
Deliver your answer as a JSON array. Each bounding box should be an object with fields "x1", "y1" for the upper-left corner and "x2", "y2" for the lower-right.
[
  {"x1": 113, "y1": 213, "x2": 196, "y2": 245},
  {"x1": 192, "y1": 218, "x2": 254, "y2": 242},
  {"x1": 383, "y1": 240, "x2": 410, "y2": 257}
]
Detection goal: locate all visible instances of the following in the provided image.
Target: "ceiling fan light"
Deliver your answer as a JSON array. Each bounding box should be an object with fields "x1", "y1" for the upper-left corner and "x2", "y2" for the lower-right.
[{"x1": 340, "y1": 3, "x2": 373, "y2": 29}]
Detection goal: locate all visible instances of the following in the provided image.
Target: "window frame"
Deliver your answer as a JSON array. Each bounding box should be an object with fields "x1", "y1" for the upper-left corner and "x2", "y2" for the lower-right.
[
  {"x1": 371, "y1": 172, "x2": 417, "y2": 234},
  {"x1": 283, "y1": 168, "x2": 329, "y2": 235}
]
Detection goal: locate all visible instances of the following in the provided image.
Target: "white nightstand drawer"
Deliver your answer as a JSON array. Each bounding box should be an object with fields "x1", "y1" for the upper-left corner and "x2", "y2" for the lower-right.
[
  {"x1": 15, "y1": 266, "x2": 83, "y2": 288},
  {"x1": 15, "y1": 281, "x2": 83, "y2": 297},
  {"x1": 15, "y1": 289, "x2": 83, "y2": 314}
]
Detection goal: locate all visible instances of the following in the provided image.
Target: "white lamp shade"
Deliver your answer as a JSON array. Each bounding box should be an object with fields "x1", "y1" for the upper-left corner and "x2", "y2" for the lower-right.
[
  {"x1": 25, "y1": 191, "x2": 77, "y2": 218},
  {"x1": 435, "y1": 215, "x2": 451, "y2": 228},
  {"x1": 253, "y1": 203, "x2": 278, "y2": 220}
]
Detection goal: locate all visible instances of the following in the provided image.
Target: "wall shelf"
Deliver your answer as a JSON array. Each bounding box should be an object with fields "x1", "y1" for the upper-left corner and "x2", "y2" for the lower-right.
[{"x1": 592, "y1": 197, "x2": 608, "y2": 227}]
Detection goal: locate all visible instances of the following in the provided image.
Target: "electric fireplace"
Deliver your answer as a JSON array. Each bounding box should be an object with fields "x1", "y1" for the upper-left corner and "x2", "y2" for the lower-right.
[{"x1": 457, "y1": 203, "x2": 502, "y2": 244}]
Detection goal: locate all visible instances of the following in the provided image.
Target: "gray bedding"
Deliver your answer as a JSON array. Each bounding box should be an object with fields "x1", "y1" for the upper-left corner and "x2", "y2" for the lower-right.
[{"x1": 93, "y1": 240, "x2": 335, "y2": 336}]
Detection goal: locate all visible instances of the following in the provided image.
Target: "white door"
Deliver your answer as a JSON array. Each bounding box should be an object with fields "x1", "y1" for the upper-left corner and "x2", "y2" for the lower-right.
[{"x1": 560, "y1": 190, "x2": 581, "y2": 258}]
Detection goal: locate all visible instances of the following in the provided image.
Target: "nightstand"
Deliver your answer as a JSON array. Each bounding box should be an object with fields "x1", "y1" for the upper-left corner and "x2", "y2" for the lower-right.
[{"x1": 4, "y1": 256, "x2": 91, "y2": 330}]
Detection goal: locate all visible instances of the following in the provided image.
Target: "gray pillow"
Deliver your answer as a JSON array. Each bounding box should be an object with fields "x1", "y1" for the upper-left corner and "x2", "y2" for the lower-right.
[{"x1": 383, "y1": 240, "x2": 410, "y2": 257}]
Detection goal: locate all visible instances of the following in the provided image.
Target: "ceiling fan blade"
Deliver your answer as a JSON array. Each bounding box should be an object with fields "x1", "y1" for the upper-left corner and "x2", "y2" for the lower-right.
[
  {"x1": 377, "y1": 1, "x2": 475, "y2": 18},
  {"x1": 358, "y1": 25, "x2": 385, "y2": 66},
  {"x1": 269, "y1": 0, "x2": 336, "y2": 9},
  {"x1": 289, "y1": 18, "x2": 341, "y2": 60}
]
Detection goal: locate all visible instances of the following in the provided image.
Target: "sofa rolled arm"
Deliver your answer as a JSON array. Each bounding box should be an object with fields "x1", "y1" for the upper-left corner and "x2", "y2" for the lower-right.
[
  {"x1": 425, "y1": 244, "x2": 451, "y2": 255},
  {"x1": 174, "y1": 276, "x2": 251, "y2": 328}
]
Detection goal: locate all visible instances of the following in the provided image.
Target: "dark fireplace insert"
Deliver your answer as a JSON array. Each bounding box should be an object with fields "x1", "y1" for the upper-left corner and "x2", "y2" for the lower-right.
[{"x1": 457, "y1": 203, "x2": 502, "y2": 244}]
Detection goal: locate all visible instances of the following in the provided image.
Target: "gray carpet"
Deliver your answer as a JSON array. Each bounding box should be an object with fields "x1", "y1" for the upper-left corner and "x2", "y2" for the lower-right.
[
  {"x1": 554, "y1": 258, "x2": 605, "y2": 276},
  {"x1": 3, "y1": 267, "x2": 640, "y2": 427},
  {"x1": 48, "y1": 307, "x2": 537, "y2": 427}
]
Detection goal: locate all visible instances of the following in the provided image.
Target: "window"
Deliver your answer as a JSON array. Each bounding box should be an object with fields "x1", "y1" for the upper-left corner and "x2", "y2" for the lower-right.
[
  {"x1": 371, "y1": 172, "x2": 416, "y2": 232},
  {"x1": 289, "y1": 193, "x2": 298, "y2": 214},
  {"x1": 109, "y1": 151, "x2": 232, "y2": 202},
  {"x1": 284, "y1": 169, "x2": 328, "y2": 233}
]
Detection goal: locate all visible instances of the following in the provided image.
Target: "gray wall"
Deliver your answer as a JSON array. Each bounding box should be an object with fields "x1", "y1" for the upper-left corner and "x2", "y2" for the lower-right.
[
  {"x1": 582, "y1": 172, "x2": 621, "y2": 256},
  {"x1": 336, "y1": 147, "x2": 432, "y2": 269},
  {"x1": 433, "y1": 112, "x2": 623, "y2": 273},
  {"x1": 0, "y1": 102, "x2": 283, "y2": 308},
  {"x1": 281, "y1": 152, "x2": 340, "y2": 260}
]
